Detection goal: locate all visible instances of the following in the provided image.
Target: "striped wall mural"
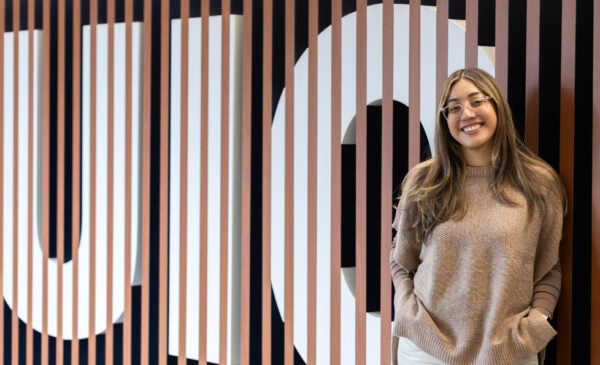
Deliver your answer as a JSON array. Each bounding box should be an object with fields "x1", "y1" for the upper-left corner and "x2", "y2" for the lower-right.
[{"x1": 0, "y1": 0, "x2": 598, "y2": 364}]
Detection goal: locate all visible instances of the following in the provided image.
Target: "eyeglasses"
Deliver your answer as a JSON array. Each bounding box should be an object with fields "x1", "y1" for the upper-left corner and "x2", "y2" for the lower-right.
[{"x1": 441, "y1": 96, "x2": 491, "y2": 121}]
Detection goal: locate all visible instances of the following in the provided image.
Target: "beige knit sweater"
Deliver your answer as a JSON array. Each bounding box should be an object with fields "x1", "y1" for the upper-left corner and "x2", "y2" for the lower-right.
[{"x1": 390, "y1": 165, "x2": 563, "y2": 365}]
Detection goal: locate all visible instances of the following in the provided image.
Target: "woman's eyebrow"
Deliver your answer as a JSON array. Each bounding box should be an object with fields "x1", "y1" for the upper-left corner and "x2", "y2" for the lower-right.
[{"x1": 446, "y1": 91, "x2": 483, "y2": 103}]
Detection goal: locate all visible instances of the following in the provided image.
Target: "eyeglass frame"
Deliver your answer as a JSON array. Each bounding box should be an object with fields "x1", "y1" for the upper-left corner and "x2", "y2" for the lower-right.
[{"x1": 440, "y1": 95, "x2": 492, "y2": 121}]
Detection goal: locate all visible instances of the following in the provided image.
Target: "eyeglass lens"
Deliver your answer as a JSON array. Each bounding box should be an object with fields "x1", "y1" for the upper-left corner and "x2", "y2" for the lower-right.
[{"x1": 442, "y1": 97, "x2": 489, "y2": 120}]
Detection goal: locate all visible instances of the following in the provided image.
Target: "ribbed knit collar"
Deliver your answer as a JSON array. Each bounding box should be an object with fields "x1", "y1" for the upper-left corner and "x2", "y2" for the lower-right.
[{"x1": 464, "y1": 165, "x2": 496, "y2": 179}]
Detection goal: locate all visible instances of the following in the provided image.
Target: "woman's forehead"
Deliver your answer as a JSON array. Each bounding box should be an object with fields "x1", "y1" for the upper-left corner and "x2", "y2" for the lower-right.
[{"x1": 447, "y1": 79, "x2": 483, "y2": 101}]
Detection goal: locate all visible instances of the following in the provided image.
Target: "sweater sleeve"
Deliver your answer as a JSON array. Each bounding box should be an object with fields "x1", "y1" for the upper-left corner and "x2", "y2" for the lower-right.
[
  {"x1": 389, "y1": 212, "x2": 415, "y2": 298},
  {"x1": 390, "y1": 175, "x2": 422, "y2": 299},
  {"x1": 531, "y1": 262, "x2": 561, "y2": 318},
  {"x1": 531, "y1": 181, "x2": 565, "y2": 319}
]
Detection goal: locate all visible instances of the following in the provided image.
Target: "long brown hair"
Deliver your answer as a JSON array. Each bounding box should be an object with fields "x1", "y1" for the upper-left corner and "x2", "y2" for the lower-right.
[{"x1": 402, "y1": 68, "x2": 566, "y2": 243}]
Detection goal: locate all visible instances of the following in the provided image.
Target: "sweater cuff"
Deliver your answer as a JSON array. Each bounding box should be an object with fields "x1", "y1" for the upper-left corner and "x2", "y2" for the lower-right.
[{"x1": 531, "y1": 298, "x2": 553, "y2": 319}]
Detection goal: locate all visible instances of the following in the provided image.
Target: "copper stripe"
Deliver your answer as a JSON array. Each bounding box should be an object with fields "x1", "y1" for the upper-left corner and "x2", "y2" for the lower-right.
[
  {"x1": 42, "y1": 0, "x2": 51, "y2": 361},
  {"x1": 524, "y1": 0, "x2": 540, "y2": 153},
  {"x1": 557, "y1": 0, "x2": 576, "y2": 363},
  {"x1": 72, "y1": 0, "x2": 82, "y2": 363},
  {"x1": 220, "y1": 1, "x2": 232, "y2": 364},
  {"x1": 240, "y1": 0, "x2": 253, "y2": 363},
  {"x1": 307, "y1": 0, "x2": 318, "y2": 362},
  {"x1": 436, "y1": 0, "x2": 448, "y2": 105},
  {"x1": 261, "y1": 0, "x2": 273, "y2": 361},
  {"x1": 140, "y1": 0, "x2": 153, "y2": 362},
  {"x1": 465, "y1": 0, "x2": 478, "y2": 68},
  {"x1": 284, "y1": 0, "x2": 295, "y2": 363},
  {"x1": 592, "y1": 0, "x2": 600, "y2": 362},
  {"x1": 408, "y1": 1, "x2": 420, "y2": 168},
  {"x1": 12, "y1": 0, "x2": 20, "y2": 362},
  {"x1": 106, "y1": 0, "x2": 116, "y2": 362},
  {"x1": 123, "y1": 1, "x2": 133, "y2": 364},
  {"x1": 355, "y1": 0, "x2": 367, "y2": 363},
  {"x1": 179, "y1": 0, "x2": 189, "y2": 363},
  {"x1": 57, "y1": 0, "x2": 66, "y2": 362},
  {"x1": 494, "y1": 0, "x2": 509, "y2": 93},
  {"x1": 89, "y1": 0, "x2": 98, "y2": 361},
  {"x1": 330, "y1": 0, "x2": 342, "y2": 363},
  {"x1": 380, "y1": 1, "x2": 394, "y2": 364},
  {"x1": 200, "y1": 1, "x2": 210, "y2": 363},
  {"x1": 159, "y1": 0, "x2": 170, "y2": 364},
  {"x1": 26, "y1": 0, "x2": 35, "y2": 362}
]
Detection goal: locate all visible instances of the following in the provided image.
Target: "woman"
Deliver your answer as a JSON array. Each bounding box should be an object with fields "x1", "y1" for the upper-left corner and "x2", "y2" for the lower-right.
[{"x1": 390, "y1": 68, "x2": 566, "y2": 365}]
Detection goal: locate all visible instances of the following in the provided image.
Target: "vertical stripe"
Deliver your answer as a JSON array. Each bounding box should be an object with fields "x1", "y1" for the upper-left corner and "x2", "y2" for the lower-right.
[
  {"x1": 284, "y1": 0, "x2": 295, "y2": 363},
  {"x1": 558, "y1": 0, "x2": 575, "y2": 363},
  {"x1": 89, "y1": 0, "x2": 100, "y2": 362},
  {"x1": 57, "y1": 0, "x2": 66, "y2": 362},
  {"x1": 179, "y1": 0, "x2": 189, "y2": 363},
  {"x1": 220, "y1": 22, "x2": 233, "y2": 365},
  {"x1": 12, "y1": 0, "x2": 20, "y2": 362},
  {"x1": 307, "y1": 0, "x2": 318, "y2": 362},
  {"x1": 200, "y1": 1, "x2": 210, "y2": 363},
  {"x1": 240, "y1": 0, "x2": 252, "y2": 363},
  {"x1": 72, "y1": 0, "x2": 82, "y2": 363},
  {"x1": 42, "y1": 0, "x2": 50, "y2": 362},
  {"x1": 465, "y1": 0, "x2": 478, "y2": 68},
  {"x1": 140, "y1": 0, "x2": 153, "y2": 362},
  {"x1": 89, "y1": 0, "x2": 98, "y2": 361},
  {"x1": 495, "y1": 0, "x2": 509, "y2": 93},
  {"x1": 26, "y1": 0, "x2": 35, "y2": 362},
  {"x1": 355, "y1": 0, "x2": 367, "y2": 364},
  {"x1": 380, "y1": 1, "x2": 393, "y2": 364},
  {"x1": 261, "y1": 0, "x2": 273, "y2": 363},
  {"x1": 330, "y1": 0, "x2": 342, "y2": 364},
  {"x1": 159, "y1": 0, "x2": 170, "y2": 364},
  {"x1": 123, "y1": 1, "x2": 133, "y2": 364},
  {"x1": 408, "y1": 1, "x2": 420, "y2": 167},
  {"x1": 592, "y1": 0, "x2": 600, "y2": 362},
  {"x1": 220, "y1": 1, "x2": 232, "y2": 364},
  {"x1": 436, "y1": 0, "x2": 448, "y2": 105},
  {"x1": 106, "y1": 0, "x2": 116, "y2": 363},
  {"x1": 525, "y1": 0, "x2": 540, "y2": 153}
]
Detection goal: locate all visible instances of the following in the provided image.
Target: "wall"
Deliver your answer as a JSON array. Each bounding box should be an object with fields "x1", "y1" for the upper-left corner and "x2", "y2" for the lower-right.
[{"x1": 0, "y1": 0, "x2": 598, "y2": 364}]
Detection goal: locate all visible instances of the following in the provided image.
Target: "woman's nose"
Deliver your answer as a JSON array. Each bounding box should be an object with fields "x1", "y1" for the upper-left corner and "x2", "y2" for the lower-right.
[{"x1": 460, "y1": 104, "x2": 477, "y2": 119}]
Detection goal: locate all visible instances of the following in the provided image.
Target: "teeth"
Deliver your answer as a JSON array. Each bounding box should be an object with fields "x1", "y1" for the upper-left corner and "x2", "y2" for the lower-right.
[{"x1": 462, "y1": 124, "x2": 481, "y2": 132}]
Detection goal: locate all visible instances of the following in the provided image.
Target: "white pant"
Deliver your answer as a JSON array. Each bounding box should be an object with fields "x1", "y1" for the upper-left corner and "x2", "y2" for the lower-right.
[{"x1": 396, "y1": 337, "x2": 539, "y2": 365}]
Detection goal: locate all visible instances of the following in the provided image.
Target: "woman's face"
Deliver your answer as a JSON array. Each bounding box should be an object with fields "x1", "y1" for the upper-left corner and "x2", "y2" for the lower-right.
[{"x1": 444, "y1": 78, "x2": 498, "y2": 166}]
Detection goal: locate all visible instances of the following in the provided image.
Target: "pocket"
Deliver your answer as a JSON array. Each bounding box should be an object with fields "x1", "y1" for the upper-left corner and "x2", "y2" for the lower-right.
[
  {"x1": 393, "y1": 289, "x2": 419, "y2": 323},
  {"x1": 490, "y1": 307, "x2": 556, "y2": 354},
  {"x1": 522, "y1": 308, "x2": 557, "y2": 344}
]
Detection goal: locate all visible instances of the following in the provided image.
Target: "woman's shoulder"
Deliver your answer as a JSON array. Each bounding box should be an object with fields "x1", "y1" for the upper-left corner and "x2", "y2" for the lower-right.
[
  {"x1": 526, "y1": 158, "x2": 562, "y2": 188},
  {"x1": 524, "y1": 157, "x2": 566, "y2": 207}
]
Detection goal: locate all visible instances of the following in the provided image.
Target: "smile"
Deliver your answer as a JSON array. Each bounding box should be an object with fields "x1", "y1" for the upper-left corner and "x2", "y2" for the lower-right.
[{"x1": 462, "y1": 123, "x2": 483, "y2": 133}]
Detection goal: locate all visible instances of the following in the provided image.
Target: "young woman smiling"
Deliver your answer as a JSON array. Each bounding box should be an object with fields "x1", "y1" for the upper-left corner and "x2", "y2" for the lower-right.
[{"x1": 390, "y1": 68, "x2": 567, "y2": 365}]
